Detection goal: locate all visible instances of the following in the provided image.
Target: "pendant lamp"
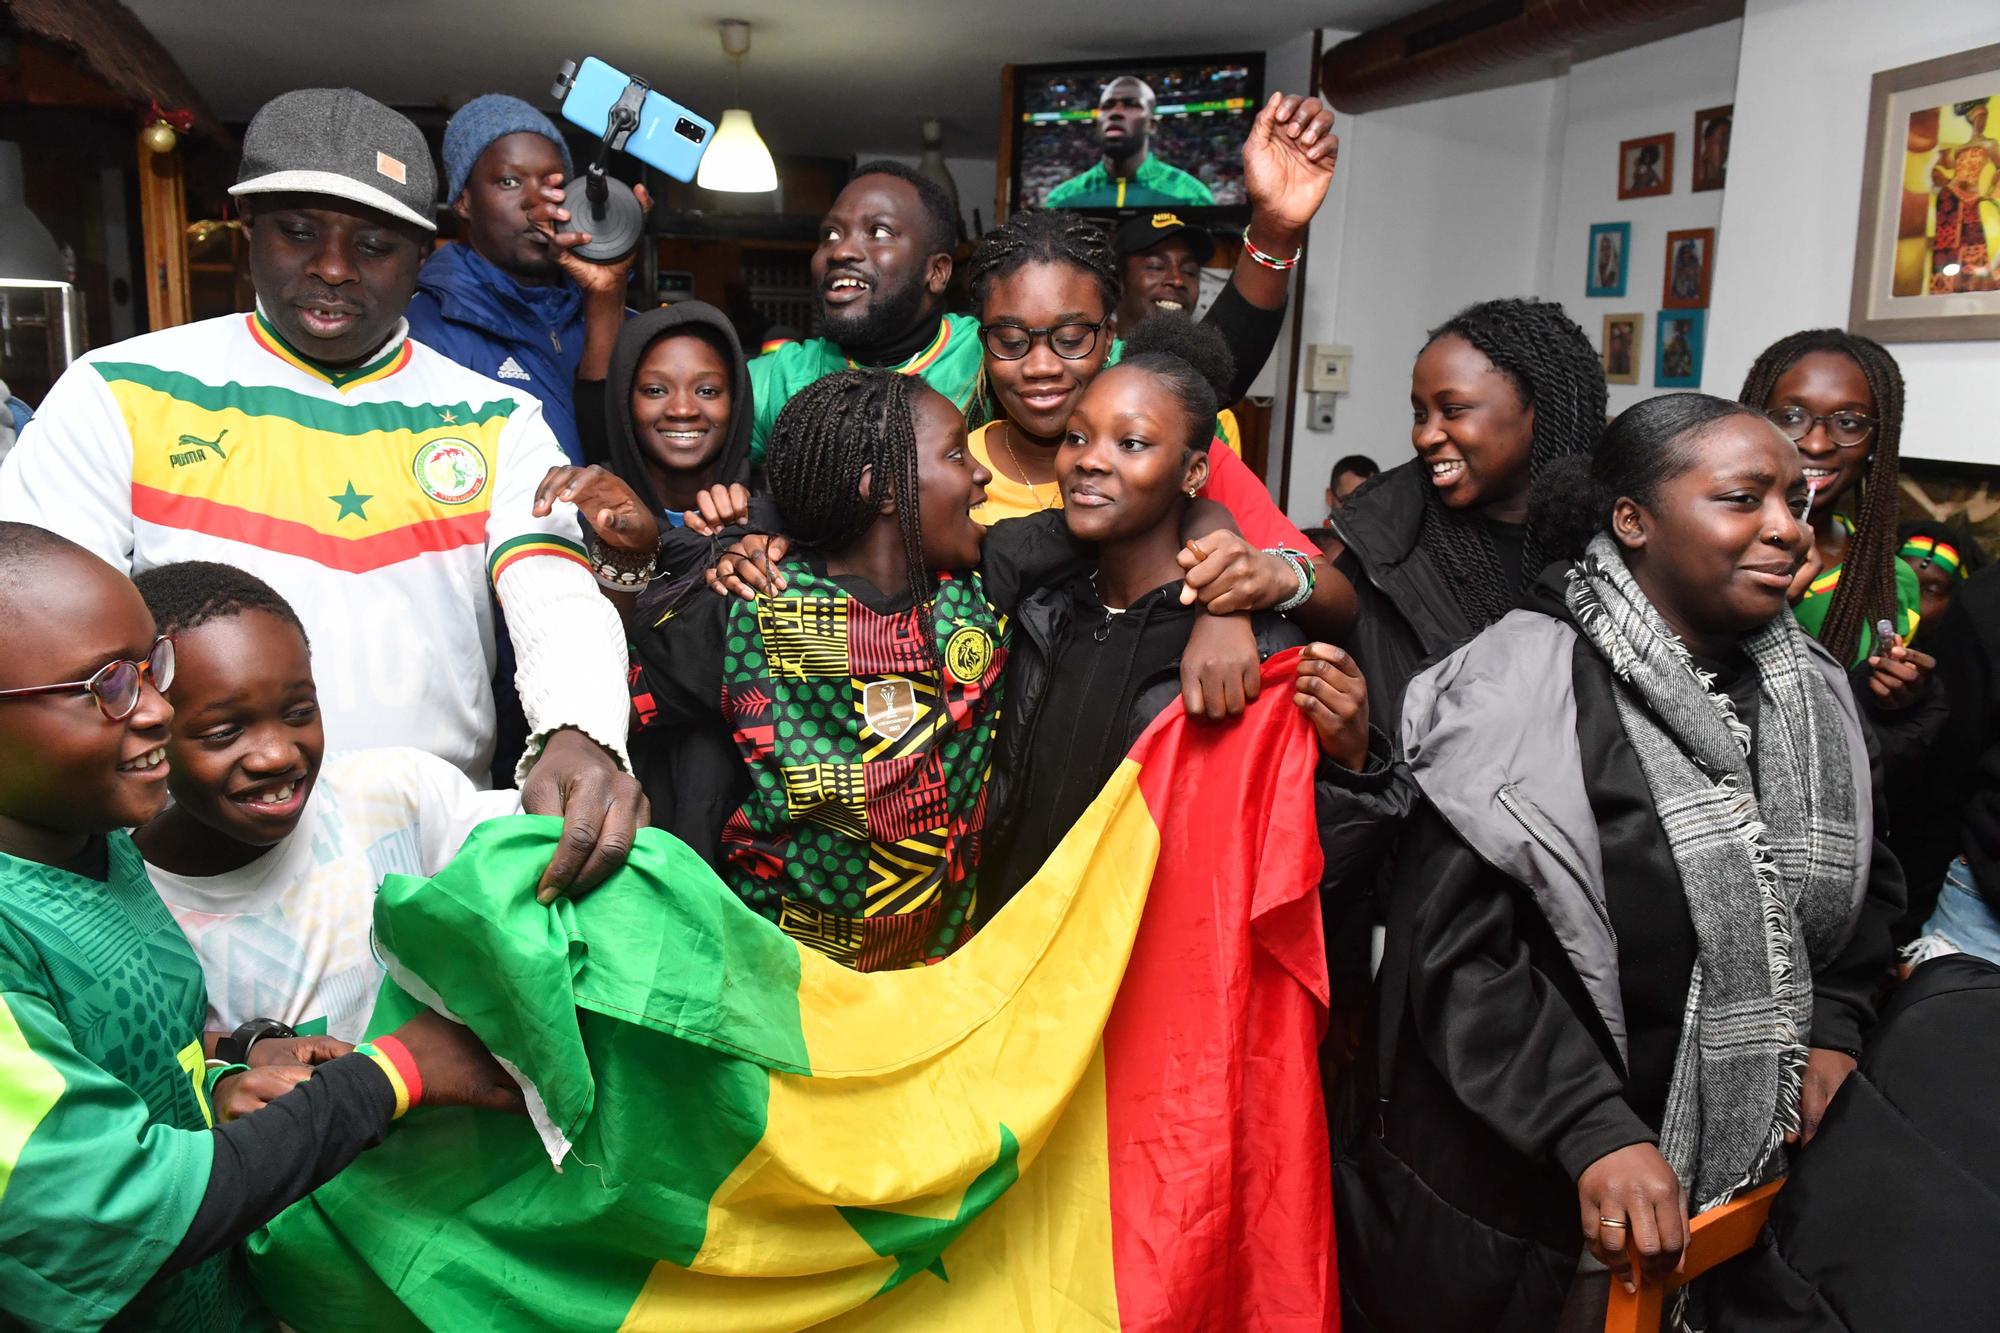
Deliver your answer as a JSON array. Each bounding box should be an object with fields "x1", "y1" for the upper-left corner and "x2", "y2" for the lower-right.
[{"x1": 695, "y1": 20, "x2": 778, "y2": 193}]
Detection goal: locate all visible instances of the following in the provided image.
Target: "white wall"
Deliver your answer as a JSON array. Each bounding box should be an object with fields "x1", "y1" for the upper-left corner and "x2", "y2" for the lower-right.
[
  {"x1": 1551, "y1": 21, "x2": 1742, "y2": 417},
  {"x1": 1705, "y1": 0, "x2": 2000, "y2": 464},
  {"x1": 1284, "y1": 76, "x2": 1566, "y2": 524}
]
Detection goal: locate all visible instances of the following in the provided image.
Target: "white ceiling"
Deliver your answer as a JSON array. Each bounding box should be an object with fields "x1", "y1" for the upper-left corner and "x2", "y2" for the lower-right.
[{"x1": 124, "y1": 0, "x2": 1430, "y2": 160}]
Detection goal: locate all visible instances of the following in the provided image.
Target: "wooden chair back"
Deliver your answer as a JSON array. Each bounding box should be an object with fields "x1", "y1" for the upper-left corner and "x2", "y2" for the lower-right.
[{"x1": 1601, "y1": 1180, "x2": 1782, "y2": 1332}]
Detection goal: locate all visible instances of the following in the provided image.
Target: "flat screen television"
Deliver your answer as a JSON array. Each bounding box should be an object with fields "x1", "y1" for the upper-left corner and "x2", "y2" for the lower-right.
[{"x1": 1006, "y1": 53, "x2": 1264, "y2": 221}]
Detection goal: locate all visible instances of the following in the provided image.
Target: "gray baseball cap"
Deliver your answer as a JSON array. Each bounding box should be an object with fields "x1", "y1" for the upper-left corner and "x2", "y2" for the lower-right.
[{"x1": 229, "y1": 88, "x2": 437, "y2": 232}]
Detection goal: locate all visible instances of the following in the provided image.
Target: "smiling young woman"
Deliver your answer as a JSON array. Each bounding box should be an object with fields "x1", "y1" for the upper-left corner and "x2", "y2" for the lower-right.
[
  {"x1": 1328, "y1": 297, "x2": 1608, "y2": 733},
  {"x1": 1336, "y1": 394, "x2": 1906, "y2": 1333}
]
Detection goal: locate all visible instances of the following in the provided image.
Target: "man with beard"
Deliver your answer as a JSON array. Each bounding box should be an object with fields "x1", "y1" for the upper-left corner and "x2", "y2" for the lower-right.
[
  {"x1": 0, "y1": 88, "x2": 644, "y2": 902},
  {"x1": 407, "y1": 95, "x2": 609, "y2": 466},
  {"x1": 744, "y1": 161, "x2": 976, "y2": 463},
  {"x1": 1044, "y1": 76, "x2": 1215, "y2": 210}
]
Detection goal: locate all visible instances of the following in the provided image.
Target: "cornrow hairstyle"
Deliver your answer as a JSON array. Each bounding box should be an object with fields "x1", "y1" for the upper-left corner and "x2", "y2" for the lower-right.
[
  {"x1": 850, "y1": 159, "x2": 959, "y2": 255},
  {"x1": 764, "y1": 370, "x2": 935, "y2": 647},
  {"x1": 133, "y1": 560, "x2": 311, "y2": 649},
  {"x1": 1736, "y1": 328, "x2": 1905, "y2": 664},
  {"x1": 965, "y1": 209, "x2": 1121, "y2": 312},
  {"x1": 1418, "y1": 297, "x2": 1609, "y2": 626},
  {"x1": 1116, "y1": 316, "x2": 1234, "y2": 452}
]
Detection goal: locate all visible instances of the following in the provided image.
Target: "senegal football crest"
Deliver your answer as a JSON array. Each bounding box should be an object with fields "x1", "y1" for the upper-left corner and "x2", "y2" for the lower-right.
[{"x1": 411, "y1": 437, "x2": 488, "y2": 505}]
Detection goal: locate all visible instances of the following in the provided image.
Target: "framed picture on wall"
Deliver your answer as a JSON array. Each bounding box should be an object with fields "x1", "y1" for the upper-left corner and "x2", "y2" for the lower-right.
[
  {"x1": 1655, "y1": 309, "x2": 1705, "y2": 388},
  {"x1": 1851, "y1": 41, "x2": 2000, "y2": 341},
  {"x1": 1602, "y1": 313, "x2": 1642, "y2": 384},
  {"x1": 1586, "y1": 222, "x2": 1630, "y2": 297},
  {"x1": 1662, "y1": 227, "x2": 1715, "y2": 307},
  {"x1": 1692, "y1": 104, "x2": 1733, "y2": 191},
  {"x1": 1618, "y1": 132, "x2": 1674, "y2": 198}
]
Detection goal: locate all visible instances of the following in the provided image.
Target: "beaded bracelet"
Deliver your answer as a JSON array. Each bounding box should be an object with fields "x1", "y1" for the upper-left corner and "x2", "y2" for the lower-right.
[
  {"x1": 356, "y1": 1036, "x2": 424, "y2": 1119},
  {"x1": 1241, "y1": 227, "x2": 1302, "y2": 271},
  {"x1": 585, "y1": 531, "x2": 658, "y2": 591},
  {"x1": 1265, "y1": 547, "x2": 1316, "y2": 613}
]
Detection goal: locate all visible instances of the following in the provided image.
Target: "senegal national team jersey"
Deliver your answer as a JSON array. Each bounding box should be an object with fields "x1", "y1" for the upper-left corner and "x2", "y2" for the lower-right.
[
  {"x1": 0, "y1": 312, "x2": 592, "y2": 779},
  {"x1": 635, "y1": 560, "x2": 1008, "y2": 971},
  {"x1": 0, "y1": 834, "x2": 244, "y2": 1330},
  {"x1": 1043, "y1": 153, "x2": 1217, "y2": 209},
  {"x1": 745, "y1": 314, "x2": 985, "y2": 466}
]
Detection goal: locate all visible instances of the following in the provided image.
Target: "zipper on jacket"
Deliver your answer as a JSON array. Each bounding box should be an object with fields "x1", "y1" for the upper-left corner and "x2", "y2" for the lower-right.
[
  {"x1": 550, "y1": 330, "x2": 562, "y2": 354},
  {"x1": 1496, "y1": 784, "x2": 1616, "y2": 945}
]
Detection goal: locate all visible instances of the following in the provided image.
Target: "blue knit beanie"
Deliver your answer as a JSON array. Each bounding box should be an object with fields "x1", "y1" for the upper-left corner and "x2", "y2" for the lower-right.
[{"x1": 442, "y1": 94, "x2": 574, "y2": 201}]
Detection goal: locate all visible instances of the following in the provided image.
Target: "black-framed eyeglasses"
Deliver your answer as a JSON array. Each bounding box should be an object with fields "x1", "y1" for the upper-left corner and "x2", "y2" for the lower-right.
[
  {"x1": 979, "y1": 317, "x2": 1110, "y2": 362},
  {"x1": 1766, "y1": 405, "x2": 1876, "y2": 448},
  {"x1": 0, "y1": 635, "x2": 174, "y2": 721}
]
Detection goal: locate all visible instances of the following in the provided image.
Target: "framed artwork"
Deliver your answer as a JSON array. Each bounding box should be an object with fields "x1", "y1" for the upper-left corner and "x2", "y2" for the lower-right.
[
  {"x1": 1602, "y1": 313, "x2": 1642, "y2": 384},
  {"x1": 1655, "y1": 309, "x2": 1706, "y2": 389},
  {"x1": 1586, "y1": 222, "x2": 1630, "y2": 297},
  {"x1": 1850, "y1": 41, "x2": 2000, "y2": 341},
  {"x1": 1662, "y1": 227, "x2": 1715, "y2": 307},
  {"x1": 1692, "y1": 104, "x2": 1733, "y2": 191},
  {"x1": 1618, "y1": 132, "x2": 1674, "y2": 199}
]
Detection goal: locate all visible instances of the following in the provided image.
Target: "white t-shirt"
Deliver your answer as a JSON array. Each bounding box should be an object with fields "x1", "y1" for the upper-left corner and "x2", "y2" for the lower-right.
[{"x1": 146, "y1": 747, "x2": 520, "y2": 1042}]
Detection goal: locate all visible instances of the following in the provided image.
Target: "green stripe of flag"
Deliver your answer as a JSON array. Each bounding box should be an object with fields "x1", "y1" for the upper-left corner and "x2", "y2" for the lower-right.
[{"x1": 92, "y1": 362, "x2": 519, "y2": 437}]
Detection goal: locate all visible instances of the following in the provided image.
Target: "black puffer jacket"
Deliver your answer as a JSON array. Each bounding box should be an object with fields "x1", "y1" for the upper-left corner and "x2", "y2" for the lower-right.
[
  {"x1": 1705, "y1": 954, "x2": 2000, "y2": 1331},
  {"x1": 1336, "y1": 589, "x2": 1903, "y2": 1333},
  {"x1": 1328, "y1": 460, "x2": 1480, "y2": 735}
]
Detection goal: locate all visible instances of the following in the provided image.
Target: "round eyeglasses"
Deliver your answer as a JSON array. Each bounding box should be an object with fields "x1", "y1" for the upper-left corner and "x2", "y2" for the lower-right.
[
  {"x1": 979, "y1": 317, "x2": 1110, "y2": 362},
  {"x1": 0, "y1": 635, "x2": 175, "y2": 720},
  {"x1": 1766, "y1": 405, "x2": 1876, "y2": 448}
]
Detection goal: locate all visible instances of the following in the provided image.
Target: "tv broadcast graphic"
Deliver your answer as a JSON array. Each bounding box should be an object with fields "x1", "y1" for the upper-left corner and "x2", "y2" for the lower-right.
[{"x1": 1011, "y1": 54, "x2": 1265, "y2": 216}]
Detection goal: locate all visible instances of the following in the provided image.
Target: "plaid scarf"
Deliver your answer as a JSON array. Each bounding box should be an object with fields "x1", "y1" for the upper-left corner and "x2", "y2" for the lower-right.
[{"x1": 1564, "y1": 535, "x2": 1859, "y2": 1212}]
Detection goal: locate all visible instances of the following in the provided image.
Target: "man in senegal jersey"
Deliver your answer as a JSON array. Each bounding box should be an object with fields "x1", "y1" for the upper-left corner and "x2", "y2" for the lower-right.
[
  {"x1": 0, "y1": 88, "x2": 642, "y2": 901},
  {"x1": 1043, "y1": 77, "x2": 1216, "y2": 210}
]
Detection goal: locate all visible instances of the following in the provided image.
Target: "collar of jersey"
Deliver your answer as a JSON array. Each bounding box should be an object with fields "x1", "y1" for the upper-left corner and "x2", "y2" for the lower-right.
[
  {"x1": 845, "y1": 314, "x2": 953, "y2": 376},
  {"x1": 249, "y1": 308, "x2": 412, "y2": 391}
]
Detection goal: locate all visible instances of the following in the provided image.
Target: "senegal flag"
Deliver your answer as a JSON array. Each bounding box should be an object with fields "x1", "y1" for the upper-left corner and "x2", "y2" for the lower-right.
[{"x1": 249, "y1": 655, "x2": 1336, "y2": 1330}]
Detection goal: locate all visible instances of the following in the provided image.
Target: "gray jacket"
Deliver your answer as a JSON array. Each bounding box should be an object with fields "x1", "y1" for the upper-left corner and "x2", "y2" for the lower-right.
[{"x1": 1397, "y1": 610, "x2": 1876, "y2": 1061}]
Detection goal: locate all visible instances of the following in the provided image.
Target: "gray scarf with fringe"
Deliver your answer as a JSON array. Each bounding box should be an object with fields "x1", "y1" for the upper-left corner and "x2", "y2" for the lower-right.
[{"x1": 1564, "y1": 534, "x2": 1857, "y2": 1211}]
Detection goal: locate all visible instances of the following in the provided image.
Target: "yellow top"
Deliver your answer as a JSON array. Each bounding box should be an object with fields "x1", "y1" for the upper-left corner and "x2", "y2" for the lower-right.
[{"x1": 968, "y1": 410, "x2": 1242, "y2": 526}]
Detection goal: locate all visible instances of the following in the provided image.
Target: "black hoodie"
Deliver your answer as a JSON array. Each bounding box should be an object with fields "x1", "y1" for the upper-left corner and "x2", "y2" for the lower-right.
[{"x1": 579, "y1": 301, "x2": 757, "y2": 580}]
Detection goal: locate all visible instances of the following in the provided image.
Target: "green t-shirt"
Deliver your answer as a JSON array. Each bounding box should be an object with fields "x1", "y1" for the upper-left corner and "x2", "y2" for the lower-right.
[
  {"x1": 0, "y1": 833, "x2": 240, "y2": 1331},
  {"x1": 1043, "y1": 154, "x2": 1217, "y2": 209},
  {"x1": 746, "y1": 314, "x2": 986, "y2": 467},
  {"x1": 1792, "y1": 547, "x2": 1922, "y2": 665}
]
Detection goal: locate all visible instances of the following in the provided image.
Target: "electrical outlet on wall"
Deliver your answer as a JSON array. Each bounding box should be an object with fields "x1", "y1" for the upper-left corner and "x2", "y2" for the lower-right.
[
  {"x1": 1306, "y1": 344, "x2": 1351, "y2": 394},
  {"x1": 1306, "y1": 393, "x2": 1337, "y2": 432}
]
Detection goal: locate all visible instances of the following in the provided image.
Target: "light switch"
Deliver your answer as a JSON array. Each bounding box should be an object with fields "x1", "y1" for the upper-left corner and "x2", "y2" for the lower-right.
[{"x1": 1306, "y1": 344, "x2": 1351, "y2": 394}]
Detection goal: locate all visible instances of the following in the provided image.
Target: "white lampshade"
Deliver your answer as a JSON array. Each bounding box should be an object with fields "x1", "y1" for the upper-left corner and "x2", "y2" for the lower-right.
[{"x1": 696, "y1": 108, "x2": 778, "y2": 193}]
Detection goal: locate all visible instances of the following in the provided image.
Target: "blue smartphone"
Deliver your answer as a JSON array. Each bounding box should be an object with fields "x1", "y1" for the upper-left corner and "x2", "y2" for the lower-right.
[{"x1": 554, "y1": 57, "x2": 714, "y2": 183}]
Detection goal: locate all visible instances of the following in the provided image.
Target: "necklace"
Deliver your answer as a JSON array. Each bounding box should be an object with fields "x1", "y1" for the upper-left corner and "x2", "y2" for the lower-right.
[
  {"x1": 998, "y1": 422, "x2": 1057, "y2": 511},
  {"x1": 1088, "y1": 568, "x2": 1125, "y2": 642}
]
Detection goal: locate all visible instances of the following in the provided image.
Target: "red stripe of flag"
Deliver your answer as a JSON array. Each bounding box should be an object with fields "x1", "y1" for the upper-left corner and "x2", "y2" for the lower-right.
[
  {"x1": 133, "y1": 484, "x2": 489, "y2": 574},
  {"x1": 1107, "y1": 649, "x2": 1336, "y2": 1331}
]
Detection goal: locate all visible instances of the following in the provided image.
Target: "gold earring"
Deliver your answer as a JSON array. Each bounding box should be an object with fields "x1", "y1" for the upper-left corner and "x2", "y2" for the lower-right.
[{"x1": 1185, "y1": 486, "x2": 1198, "y2": 498}]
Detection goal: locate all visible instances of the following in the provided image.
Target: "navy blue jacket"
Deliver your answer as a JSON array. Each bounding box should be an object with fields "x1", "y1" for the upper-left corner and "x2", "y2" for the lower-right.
[{"x1": 405, "y1": 242, "x2": 588, "y2": 463}]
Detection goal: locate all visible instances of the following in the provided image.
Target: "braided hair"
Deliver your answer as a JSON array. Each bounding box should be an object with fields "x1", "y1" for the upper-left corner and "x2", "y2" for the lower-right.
[
  {"x1": 1418, "y1": 297, "x2": 1608, "y2": 626},
  {"x1": 764, "y1": 370, "x2": 934, "y2": 644},
  {"x1": 1736, "y1": 329, "x2": 1904, "y2": 664},
  {"x1": 965, "y1": 209, "x2": 1120, "y2": 312},
  {"x1": 1117, "y1": 315, "x2": 1234, "y2": 452}
]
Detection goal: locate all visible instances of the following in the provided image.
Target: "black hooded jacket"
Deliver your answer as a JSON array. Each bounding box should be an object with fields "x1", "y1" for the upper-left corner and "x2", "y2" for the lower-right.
[
  {"x1": 582, "y1": 302, "x2": 758, "y2": 863},
  {"x1": 578, "y1": 300, "x2": 757, "y2": 581}
]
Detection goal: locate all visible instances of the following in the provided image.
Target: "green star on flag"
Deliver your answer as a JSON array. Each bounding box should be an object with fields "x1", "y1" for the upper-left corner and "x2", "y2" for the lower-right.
[
  {"x1": 329, "y1": 482, "x2": 372, "y2": 521},
  {"x1": 837, "y1": 1125, "x2": 1020, "y2": 1294}
]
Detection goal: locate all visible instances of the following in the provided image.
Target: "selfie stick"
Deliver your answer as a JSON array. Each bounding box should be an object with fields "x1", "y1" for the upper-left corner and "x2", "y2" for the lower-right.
[{"x1": 552, "y1": 61, "x2": 647, "y2": 263}]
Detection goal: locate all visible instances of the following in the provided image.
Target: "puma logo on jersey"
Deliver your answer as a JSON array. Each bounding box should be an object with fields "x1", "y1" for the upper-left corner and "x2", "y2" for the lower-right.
[
  {"x1": 170, "y1": 428, "x2": 227, "y2": 467},
  {"x1": 496, "y1": 357, "x2": 532, "y2": 382}
]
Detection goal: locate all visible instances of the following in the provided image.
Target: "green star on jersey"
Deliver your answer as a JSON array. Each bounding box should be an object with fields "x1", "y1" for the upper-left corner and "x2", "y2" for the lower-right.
[{"x1": 329, "y1": 481, "x2": 373, "y2": 521}]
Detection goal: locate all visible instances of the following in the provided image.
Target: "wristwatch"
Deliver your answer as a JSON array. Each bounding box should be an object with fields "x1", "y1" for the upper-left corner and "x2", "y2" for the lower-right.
[{"x1": 215, "y1": 1017, "x2": 297, "y2": 1065}]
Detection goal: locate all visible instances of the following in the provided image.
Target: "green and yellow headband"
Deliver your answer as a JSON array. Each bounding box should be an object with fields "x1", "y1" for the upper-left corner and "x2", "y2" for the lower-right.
[{"x1": 1900, "y1": 534, "x2": 1965, "y2": 579}]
